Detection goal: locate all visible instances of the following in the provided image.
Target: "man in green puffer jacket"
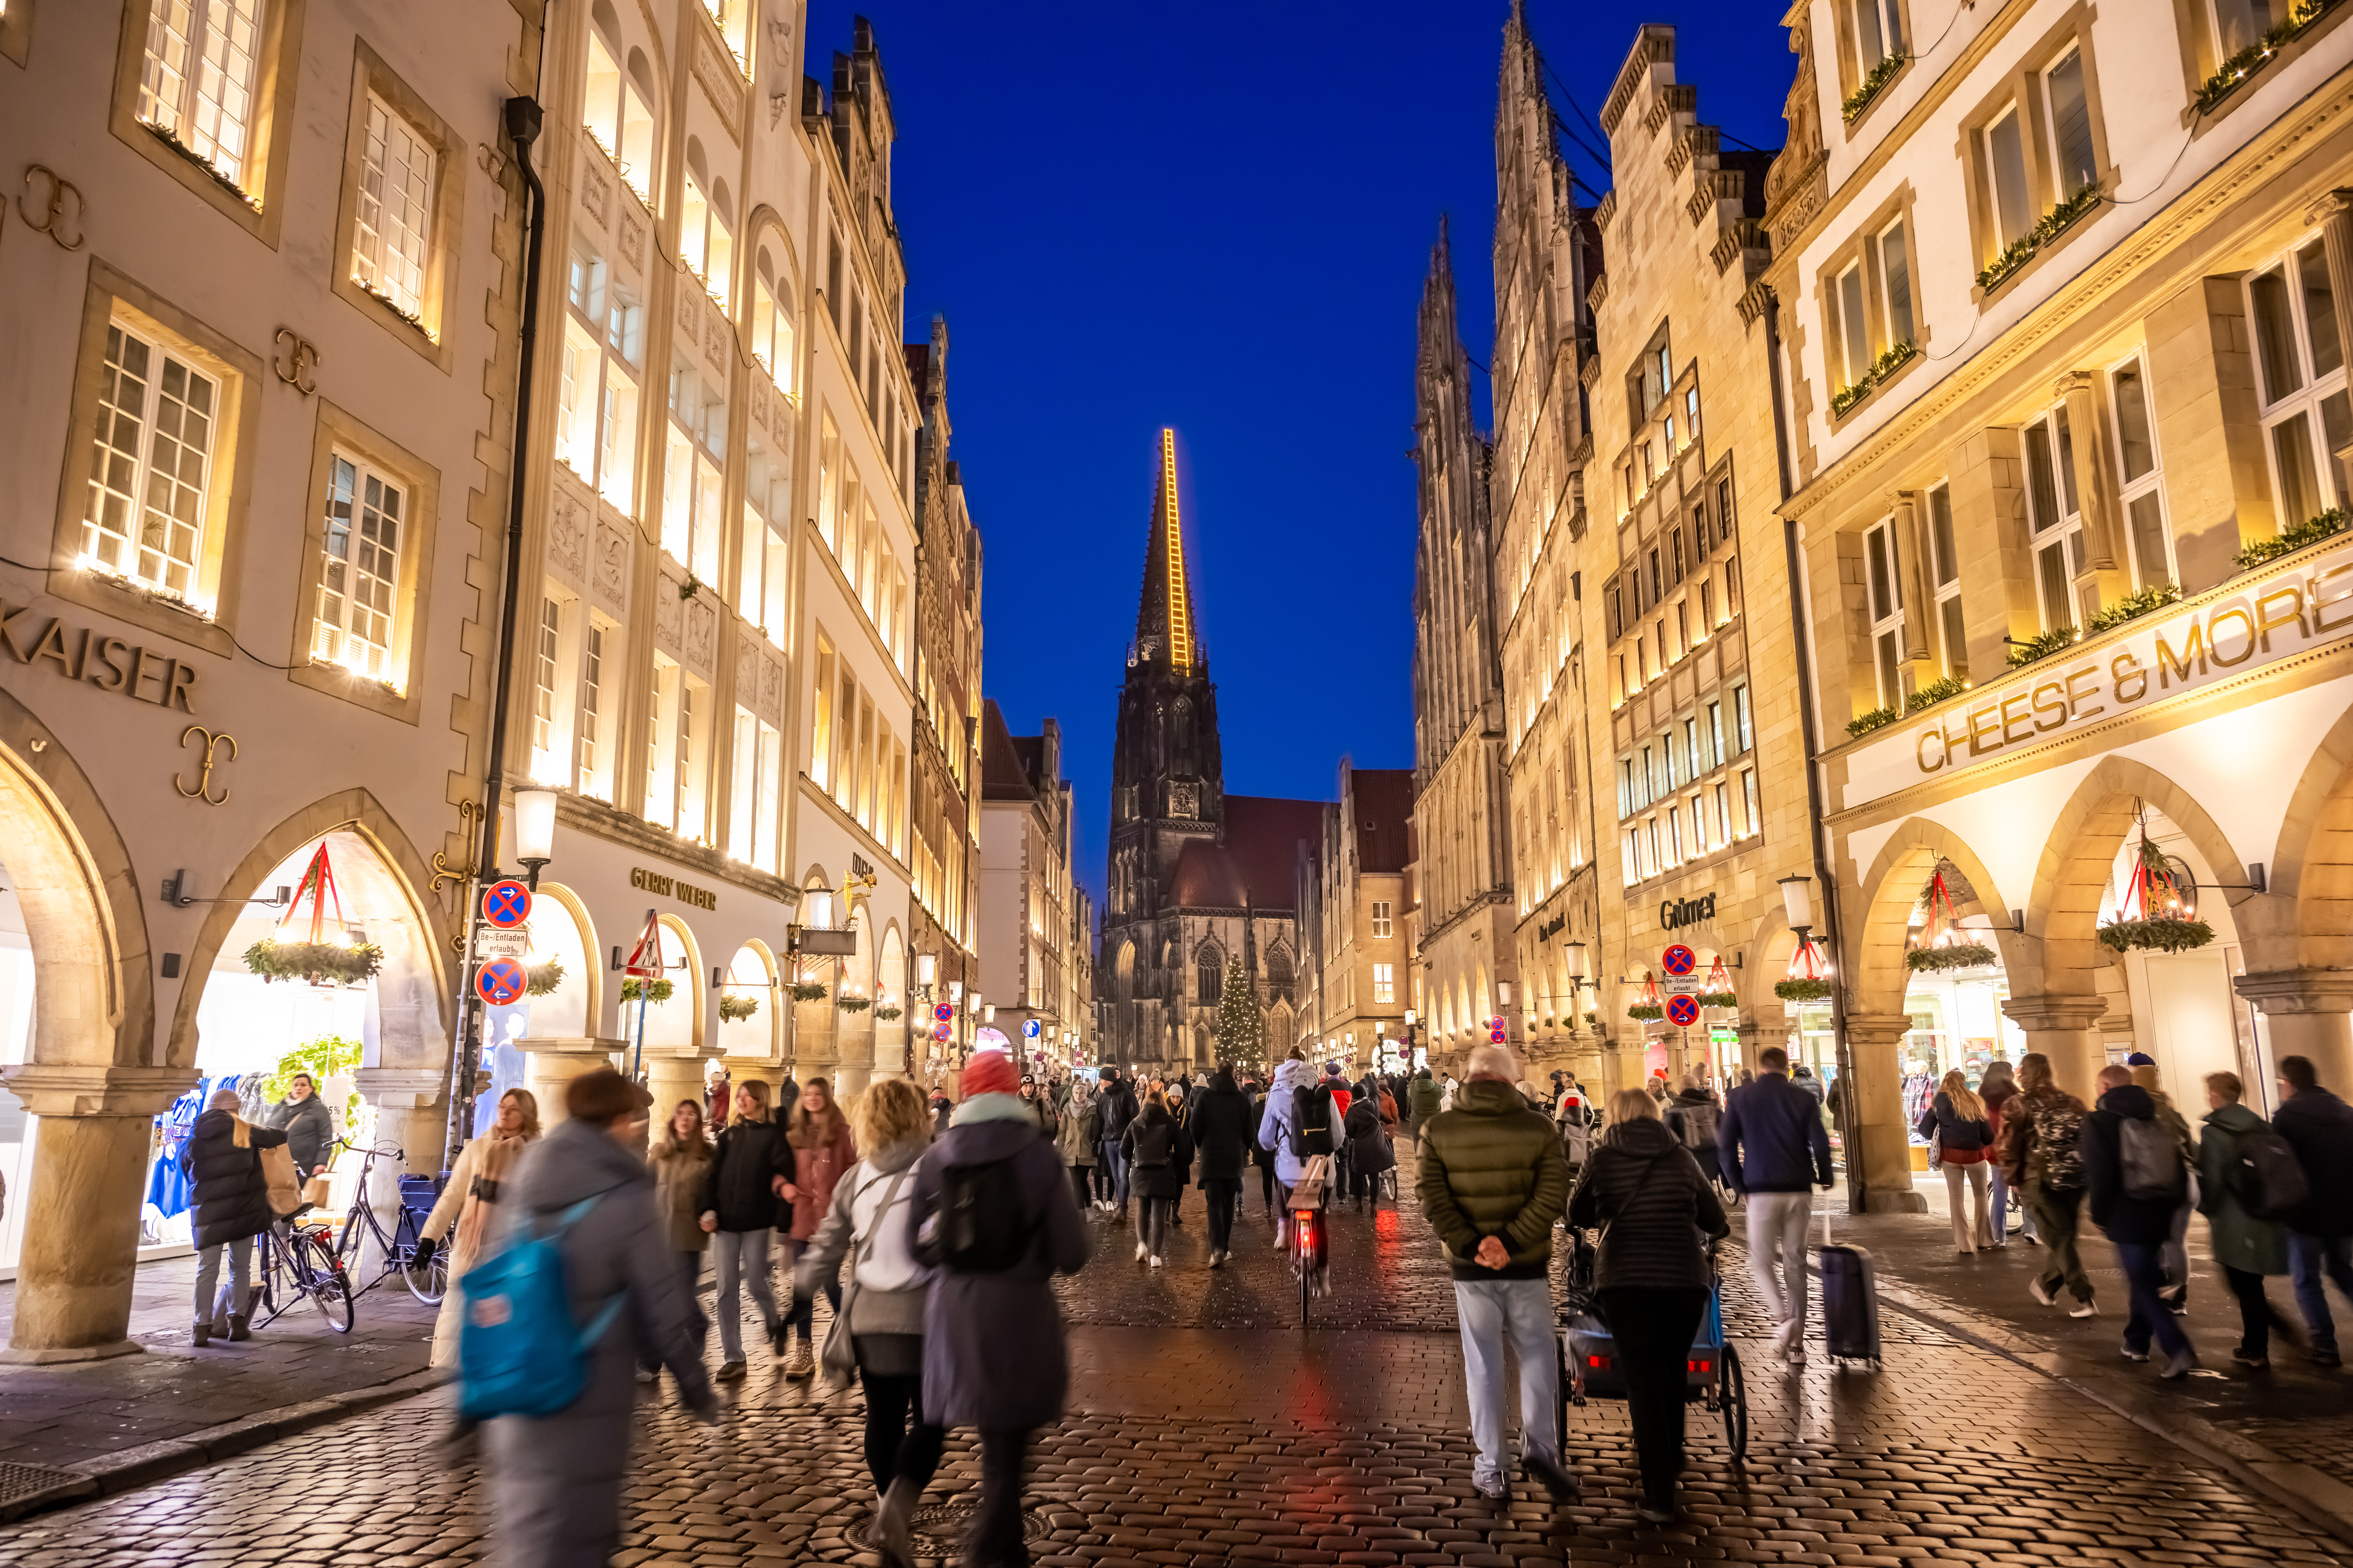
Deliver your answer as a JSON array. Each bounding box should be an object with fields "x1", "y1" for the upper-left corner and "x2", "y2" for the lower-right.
[
  {"x1": 1417, "y1": 1044, "x2": 1576, "y2": 1506},
  {"x1": 1407, "y1": 1068, "x2": 1443, "y2": 1134}
]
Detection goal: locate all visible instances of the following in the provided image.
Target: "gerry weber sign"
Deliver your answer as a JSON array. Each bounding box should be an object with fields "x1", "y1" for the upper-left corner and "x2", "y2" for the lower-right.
[{"x1": 1840, "y1": 542, "x2": 2353, "y2": 809}]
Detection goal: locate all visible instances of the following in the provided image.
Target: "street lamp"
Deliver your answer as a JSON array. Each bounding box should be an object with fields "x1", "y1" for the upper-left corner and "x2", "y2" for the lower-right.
[
  {"x1": 1778, "y1": 874, "x2": 1815, "y2": 942},
  {"x1": 513, "y1": 788, "x2": 558, "y2": 889},
  {"x1": 916, "y1": 951, "x2": 938, "y2": 991}
]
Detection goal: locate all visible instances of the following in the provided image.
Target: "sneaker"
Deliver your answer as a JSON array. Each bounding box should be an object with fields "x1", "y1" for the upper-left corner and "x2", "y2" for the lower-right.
[
  {"x1": 2169, "y1": 1302, "x2": 2191, "y2": 1317},
  {"x1": 1472, "y1": 1475, "x2": 1508, "y2": 1502},
  {"x1": 714, "y1": 1359, "x2": 747, "y2": 1382},
  {"x1": 784, "y1": 1338, "x2": 816, "y2": 1380},
  {"x1": 1637, "y1": 1495, "x2": 1678, "y2": 1524},
  {"x1": 1210, "y1": 1250, "x2": 1226, "y2": 1269},
  {"x1": 2069, "y1": 1298, "x2": 2098, "y2": 1319},
  {"x1": 2120, "y1": 1345, "x2": 2150, "y2": 1363},
  {"x1": 2029, "y1": 1277, "x2": 2058, "y2": 1308},
  {"x1": 2308, "y1": 1346, "x2": 2342, "y2": 1368},
  {"x1": 1136, "y1": 1240, "x2": 1149, "y2": 1264},
  {"x1": 2230, "y1": 1346, "x2": 2269, "y2": 1369},
  {"x1": 1523, "y1": 1450, "x2": 1581, "y2": 1504},
  {"x1": 1149, "y1": 1255, "x2": 1164, "y2": 1269},
  {"x1": 2160, "y1": 1346, "x2": 2197, "y2": 1380},
  {"x1": 1274, "y1": 1220, "x2": 1289, "y2": 1250}
]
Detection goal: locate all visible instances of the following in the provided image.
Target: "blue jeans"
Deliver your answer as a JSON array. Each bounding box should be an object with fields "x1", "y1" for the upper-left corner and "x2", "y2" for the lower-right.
[
  {"x1": 1987, "y1": 1163, "x2": 2011, "y2": 1245},
  {"x1": 2116, "y1": 1240, "x2": 2191, "y2": 1359},
  {"x1": 2290, "y1": 1231, "x2": 2353, "y2": 1352},
  {"x1": 1101, "y1": 1142, "x2": 1131, "y2": 1209},
  {"x1": 1453, "y1": 1277, "x2": 1561, "y2": 1489}
]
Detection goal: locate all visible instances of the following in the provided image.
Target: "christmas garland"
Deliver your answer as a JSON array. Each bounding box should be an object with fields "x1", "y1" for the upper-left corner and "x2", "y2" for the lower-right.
[
  {"x1": 717, "y1": 993, "x2": 760, "y2": 1022},
  {"x1": 1906, "y1": 942, "x2": 1996, "y2": 972},
  {"x1": 244, "y1": 940, "x2": 383, "y2": 987},
  {"x1": 789, "y1": 981, "x2": 829, "y2": 1002},
  {"x1": 837, "y1": 995, "x2": 872, "y2": 1013},
  {"x1": 1774, "y1": 977, "x2": 1835, "y2": 1002},
  {"x1": 1626, "y1": 1003, "x2": 1665, "y2": 1022},
  {"x1": 526, "y1": 958, "x2": 565, "y2": 996},
  {"x1": 621, "y1": 977, "x2": 674, "y2": 1004},
  {"x1": 2097, "y1": 918, "x2": 2215, "y2": 955},
  {"x1": 874, "y1": 1004, "x2": 903, "y2": 1021},
  {"x1": 1697, "y1": 990, "x2": 1740, "y2": 1008}
]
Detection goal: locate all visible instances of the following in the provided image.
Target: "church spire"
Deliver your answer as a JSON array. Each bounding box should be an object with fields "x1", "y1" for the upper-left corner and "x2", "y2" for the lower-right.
[{"x1": 1133, "y1": 427, "x2": 1198, "y2": 672}]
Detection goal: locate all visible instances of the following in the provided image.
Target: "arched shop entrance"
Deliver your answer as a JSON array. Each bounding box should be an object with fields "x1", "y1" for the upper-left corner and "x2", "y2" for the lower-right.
[
  {"x1": 631, "y1": 914, "x2": 707, "y2": 1131},
  {"x1": 716, "y1": 940, "x2": 781, "y2": 1108},
  {"x1": 481, "y1": 882, "x2": 598, "y2": 1135},
  {"x1": 0, "y1": 715, "x2": 176, "y2": 1359}
]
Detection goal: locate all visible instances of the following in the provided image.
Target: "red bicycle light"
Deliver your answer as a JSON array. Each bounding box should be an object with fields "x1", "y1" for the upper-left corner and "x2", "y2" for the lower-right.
[
  {"x1": 1587, "y1": 1354, "x2": 1611, "y2": 1368},
  {"x1": 1688, "y1": 1358, "x2": 1713, "y2": 1373}
]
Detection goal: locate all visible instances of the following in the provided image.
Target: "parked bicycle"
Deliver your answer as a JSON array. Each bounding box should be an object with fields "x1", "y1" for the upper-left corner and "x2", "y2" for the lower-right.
[
  {"x1": 327, "y1": 1139, "x2": 448, "y2": 1303},
  {"x1": 252, "y1": 1214, "x2": 354, "y2": 1333}
]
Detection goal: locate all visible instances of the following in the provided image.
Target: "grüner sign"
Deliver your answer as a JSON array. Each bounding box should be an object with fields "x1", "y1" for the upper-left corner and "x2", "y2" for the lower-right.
[{"x1": 1839, "y1": 545, "x2": 2353, "y2": 811}]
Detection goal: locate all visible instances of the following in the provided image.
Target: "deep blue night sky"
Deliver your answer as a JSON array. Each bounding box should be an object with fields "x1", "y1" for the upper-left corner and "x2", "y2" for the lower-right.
[{"x1": 806, "y1": 1, "x2": 1792, "y2": 907}]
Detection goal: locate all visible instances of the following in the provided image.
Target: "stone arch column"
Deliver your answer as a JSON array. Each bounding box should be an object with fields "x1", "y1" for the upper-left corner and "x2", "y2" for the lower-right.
[
  {"x1": 2251, "y1": 705, "x2": 2353, "y2": 1086},
  {"x1": 0, "y1": 715, "x2": 183, "y2": 1360},
  {"x1": 512, "y1": 882, "x2": 619, "y2": 1129}
]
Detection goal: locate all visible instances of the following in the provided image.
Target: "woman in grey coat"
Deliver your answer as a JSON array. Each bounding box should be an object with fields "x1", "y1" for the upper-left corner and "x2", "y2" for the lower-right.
[
  {"x1": 486, "y1": 1069, "x2": 715, "y2": 1568},
  {"x1": 794, "y1": 1078, "x2": 939, "y2": 1568},
  {"x1": 265, "y1": 1074, "x2": 335, "y2": 1177},
  {"x1": 905, "y1": 1050, "x2": 1088, "y2": 1567}
]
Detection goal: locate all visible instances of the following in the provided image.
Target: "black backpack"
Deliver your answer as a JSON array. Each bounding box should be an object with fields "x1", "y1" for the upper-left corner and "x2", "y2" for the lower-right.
[
  {"x1": 2229, "y1": 1124, "x2": 2311, "y2": 1221},
  {"x1": 937, "y1": 1155, "x2": 1036, "y2": 1272},
  {"x1": 1290, "y1": 1082, "x2": 1337, "y2": 1158}
]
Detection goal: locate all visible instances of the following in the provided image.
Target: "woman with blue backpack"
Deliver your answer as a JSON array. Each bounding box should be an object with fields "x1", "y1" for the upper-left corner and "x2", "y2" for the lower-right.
[{"x1": 474, "y1": 1068, "x2": 715, "y2": 1568}]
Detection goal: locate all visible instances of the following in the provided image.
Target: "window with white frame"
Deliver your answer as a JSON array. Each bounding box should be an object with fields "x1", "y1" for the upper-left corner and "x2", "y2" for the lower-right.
[
  {"x1": 81, "y1": 317, "x2": 221, "y2": 605},
  {"x1": 310, "y1": 453, "x2": 404, "y2": 682},
  {"x1": 354, "y1": 95, "x2": 434, "y2": 320},
  {"x1": 751, "y1": 247, "x2": 796, "y2": 396},
  {"x1": 582, "y1": 19, "x2": 656, "y2": 199},
  {"x1": 576, "y1": 615, "x2": 613, "y2": 799},
  {"x1": 2213, "y1": 0, "x2": 2298, "y2": 54},
  {"x1": 2042, "y1": 47, "x2": 2097, "y2": 200},
  {"x1": 703, "y1": 0, "x2": 750, "y2": 72},
  {"x1": 1864, "y1": 515, "x2": 1908, "y2": 707},
  {"x1": 1983, "y1": 101, "x2": 2034, "y2": 255},
  {"x1": 730, "y1": 706, "x2": 771, "y2": 866},
  {"x1": 1371, "y1": 899, "x2": 1393, "y2": 938},
  {"x1": 555, "y1": 243, "x2": 644, "y2": 514},
  {"x1": 1879, "y1": 219, "x2": 1916, "y2": 349},
  {"x1": 139, "y1": 0, "x2": 264, "y2": 190},
  {"x1": 2022, "y1": 403, "x2": 2088, "y2": 630},
  {"x1": 2107, "y1": 356, "x2": 2174, "y2": 590},
  {"x1": 811, "y1": 633, "x2": 837, "y2": 794},
  {"x1": 1742, "y1": 769, "x2": 1760, "y2": 837},
  {"x1": 679, "y1": 148, "x2": 734, "y2": 311},
  {"x1": 1733, "y1": 684, "x2": 1753, "y2": 752},
  {"x1": 1926, "y1": 483, "x2": 1967, "y2": 679},
  {"x1": 645, "y1": 655, "x2": 676, "y2": 829},
  {"x1": 2246, "y1": 237, "x2": 2351, "y2": 534},
  {"x1": 1372, "y1": 963, "x2": 1395, "y2": 1005},
  {"x1": 662, "y1": 359, "x2": 726, "y2": 582},
  {"x1": 530, "y1": 594, "x2": 564, "y2": 782},
  {"x1": 1848, "y1": 0, "x2": 1904, "y2": 79},
  {"x1": 1834, "y1": 261, "x2": 1871, "y2": 390}
]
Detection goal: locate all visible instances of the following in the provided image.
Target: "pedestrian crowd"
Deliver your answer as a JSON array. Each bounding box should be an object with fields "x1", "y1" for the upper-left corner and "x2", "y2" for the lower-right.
[{"x1": 267, "y1": 1031, "x2": 2349, "y2": 1567}]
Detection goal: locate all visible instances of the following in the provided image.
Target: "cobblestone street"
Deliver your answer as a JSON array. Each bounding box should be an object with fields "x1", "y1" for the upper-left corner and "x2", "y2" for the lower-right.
[{"x1": 0, "y1": 1137, "x2": 2345, "y2": 1566}]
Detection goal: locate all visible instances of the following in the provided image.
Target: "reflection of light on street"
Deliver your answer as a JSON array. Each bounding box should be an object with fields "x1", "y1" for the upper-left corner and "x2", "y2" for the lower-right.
[{"x1": 1374, "y1": 1208, "x2": 1400, "y2": 1240}]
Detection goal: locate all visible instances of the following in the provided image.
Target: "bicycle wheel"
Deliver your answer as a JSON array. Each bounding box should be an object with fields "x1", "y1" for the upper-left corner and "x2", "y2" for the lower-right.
[
  {"x1": 1720, "y1": 1341, "x2": 1748, "y2": 1461},
  {"x1": 299, "y1": 1234, "x2": 356, "y2": 1333},
  {"x1": 403, "y1": 1241, "x2": 448, "y2": 1305}
]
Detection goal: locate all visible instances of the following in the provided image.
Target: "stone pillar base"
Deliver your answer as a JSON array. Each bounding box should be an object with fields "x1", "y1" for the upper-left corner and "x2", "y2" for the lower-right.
[
  {"x1": 517, "y1": 1037, "x2": 623, "y2": 1126},
  {"x1": 644, "y1": 1052, "x2": 718, "y2": 1129},
  {"x1": 1861, "y1": 1187, "x2": 1929, "y2": 1214},
  {"x1": 1843, "y1": 1011, "x2": 1920, "y2": 1210},
  {"x1": 4, "y1": 1110, "x2": 168, "y2": 1354},
  {"x1": 0, "y1": 1339, "x2": 144, "y2": 1364},
  {"x1": 2235, "y1": 969, "x2": 2353, "y2": 1090}
]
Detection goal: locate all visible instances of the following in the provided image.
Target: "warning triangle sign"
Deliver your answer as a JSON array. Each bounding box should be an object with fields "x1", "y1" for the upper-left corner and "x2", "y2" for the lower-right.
[{"x1": 623, "y1": 909, "x2": 665, "y2": 977}]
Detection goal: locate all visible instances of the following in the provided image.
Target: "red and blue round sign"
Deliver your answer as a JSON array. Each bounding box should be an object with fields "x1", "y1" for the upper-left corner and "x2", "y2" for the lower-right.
[
  {"x1": 1665, "y1": 992, "x2": 1701, "y2": 1027},
  {"x1": 933, "y1": 1002, "x2": 956, "y2": 1023},
  {"x1": 1660, "y1": 943, "x2": 1697, "y2": 977},
  {"x1": 476, "y1": 956, "x2": 528, "y2": 1007},
  {"x1": 481, "y1": 879, "x2": 533, "y2": 929},
  {"x1": 931, "y1": 1022, "x2": 952, "y2": 1042}
]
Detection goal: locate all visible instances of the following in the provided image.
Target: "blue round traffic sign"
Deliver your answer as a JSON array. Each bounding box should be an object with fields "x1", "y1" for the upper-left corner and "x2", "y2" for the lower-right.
[
  {"x1": 1666, "y1": 992, "x2": 1701, "y2": 1027},
  {"x1": 1661, "y1": 943, "x2": 1696, "y2": 977},
  {"x1": 1023, "y1": 1018, "x2": 1041, "y2": 1038},
  {"x1": 481, "y1": 879, "x2": 533, "y2": 929},
  {"x1": 476, "y1": 956, "x2": 528, "y2": 1006}
]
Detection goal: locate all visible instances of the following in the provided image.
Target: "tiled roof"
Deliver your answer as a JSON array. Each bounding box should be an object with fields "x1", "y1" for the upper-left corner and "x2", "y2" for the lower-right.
[
  {"x1": 979, "y1": 699, "x2": 1034, "y2": 801},
  {"x1": 1350, "y1": 769, "x2": 1415, "y2": 873}
]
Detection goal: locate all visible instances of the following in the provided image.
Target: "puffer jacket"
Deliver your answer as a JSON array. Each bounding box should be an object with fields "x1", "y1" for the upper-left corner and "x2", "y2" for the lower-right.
[
  {"x1": 2082, "y1": 1084, "x2": 2185, "y2": 1243},
  {"x1": 1056, "y1": 1090, "x2": 1101, "y2": 1167},
  {"x1": 1255, "y1": 1059, "x2": 1314, "y2": 1186},
  {"x1": 1121, "y1": 1105, "x2": 1194, "y2": 1200},
  {"x1": 1344, "y1": 1095, "x2": 1396, "y2": 1176},
  {"x1": 1407, "y1": 1073, "x2": 1442, "y2": 1126},
  {"x1": 2199, "y1": 1103, "x2": 2290, "y2": 1275},
  {"x1": 1415, "y1": 1077, "x2": 1571, "y2": 1280},
  {"x1": 1096, "y1": 1080, "x2": 1141, "y2": 1147},
  {"x1": 181, "y1": 1109, "x2": 287, "y2": 1250},
  {"x1": 2002, "y1": 1084, "x2": 2088, "y2": 1193},
  {"x1": 1566, "y1": 1116, "x2": 1730, "y2": 1291},
  {"x1": 1189, "y1": 1074, "x2": 1256, "y2": 1182},
  {"x1": 265, "y1": 1094, "x2": 334, "y2": 1174},
  {"x1": 699, "y1": 1118, "x2": 791, "y2": 1232}
]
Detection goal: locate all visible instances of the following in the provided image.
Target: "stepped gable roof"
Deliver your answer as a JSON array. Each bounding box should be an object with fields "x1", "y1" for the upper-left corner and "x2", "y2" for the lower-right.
[
  {"x1": 979, "y1": 700, "x2": 1034, "y2": 801},
  {"x1": 1350, "y1": 769, "x2": 1415, "y2": 873}
]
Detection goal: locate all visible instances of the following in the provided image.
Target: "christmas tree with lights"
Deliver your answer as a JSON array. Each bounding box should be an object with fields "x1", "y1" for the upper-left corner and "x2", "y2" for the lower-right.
[{"x1": 1213, "y1": 955, "x2": 1264, "y2": 1073}]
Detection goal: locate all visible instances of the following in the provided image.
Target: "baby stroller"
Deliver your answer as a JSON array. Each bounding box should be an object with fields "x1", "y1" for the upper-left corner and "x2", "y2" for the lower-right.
[{"x1": 1556, "y1": 1227, "x2": 1747, "y2": 1462}]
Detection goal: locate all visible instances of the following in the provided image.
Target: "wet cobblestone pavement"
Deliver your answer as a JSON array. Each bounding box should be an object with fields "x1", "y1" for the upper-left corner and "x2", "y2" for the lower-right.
[{"x1": 0, "y1": 1138, "x2": 2344, "y2": 1566}]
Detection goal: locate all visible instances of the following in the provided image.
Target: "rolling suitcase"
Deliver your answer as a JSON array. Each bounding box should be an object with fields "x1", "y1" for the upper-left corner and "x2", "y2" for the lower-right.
[{"x1": 1816, "y1": 1208, "x2": 1881, "y2": 1370}]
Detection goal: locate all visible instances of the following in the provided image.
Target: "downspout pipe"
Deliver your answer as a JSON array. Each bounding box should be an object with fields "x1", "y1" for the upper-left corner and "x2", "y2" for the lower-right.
[
  {"x1": 1764, "y1": 289, "x2": 1864, "y2": 1214},
  {"x1": 445, "y1": 97, "x2": 548, "y2": 1170}
]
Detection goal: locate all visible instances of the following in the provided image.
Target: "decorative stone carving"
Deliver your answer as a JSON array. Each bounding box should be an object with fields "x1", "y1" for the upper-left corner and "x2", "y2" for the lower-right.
[
  {"x1": 1764, "y1": 2, "x2": 1822, "y2": 210},
  {"x1": 684, "y1": 594, "x2": 718, "y2": 672},
  {"x1": 759, "y1": 651, "x2": 782, "y2": 723},
  {"x1": 617, "y1": 207, "x2": 646, "y2": 270},
  {"x1": 549, "y1": 473, "x2": 590, "y2": 579},
  {"x1": 577, "y1": 148, "x2": 610, "y2": 230},
  {"x1": 734, "y1": 631, "x2": 757, "y2": 703},
  {"x1": 594, "y1": 518, "x2": 629, "y2": 610},
  {"x1": 655, "y1": 568, "x2": 684, "y2": 646},
  {"x1": 707, "y1": 309, "x2": 731, "y2": 370},
  {"x1": 677, "y1": 283, "x2": 700, "y2": 339},
  {"x1": 693, "y1": 29, "x2": 747, "y2": 142}
]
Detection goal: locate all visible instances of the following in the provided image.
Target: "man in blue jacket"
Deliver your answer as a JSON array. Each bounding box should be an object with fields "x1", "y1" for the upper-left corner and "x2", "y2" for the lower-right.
[
  {"x1": 1717, "y1": 1047, "x2": 1833, "y2": 1364},
  {"x1": 2081, "y1": 1064, "x2": 2195, "y2": 1378},
  {"x1": 2274, "y1": 1053, "x2": 2353, "y2": 1365}
]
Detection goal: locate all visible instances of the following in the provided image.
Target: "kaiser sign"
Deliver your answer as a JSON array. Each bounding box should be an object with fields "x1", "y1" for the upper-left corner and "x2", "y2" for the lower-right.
[{"x1": 1841, "y1": 544, "x2": 2353, "y2": 810}]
